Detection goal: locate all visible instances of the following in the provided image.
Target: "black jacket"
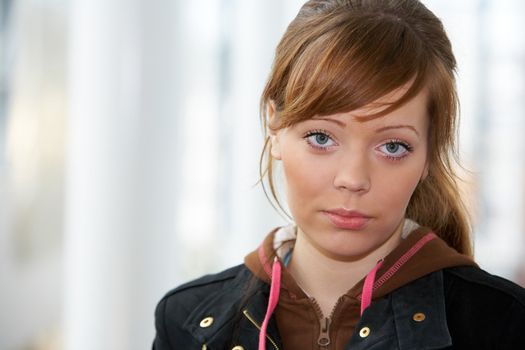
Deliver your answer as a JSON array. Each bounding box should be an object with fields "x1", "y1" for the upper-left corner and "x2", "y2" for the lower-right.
[{"x1": 153, "y1": 264, "x2": 525, "y2": 349}]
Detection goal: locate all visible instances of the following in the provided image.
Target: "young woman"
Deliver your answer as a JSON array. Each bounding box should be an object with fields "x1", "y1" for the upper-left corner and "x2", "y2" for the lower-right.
[{"x1": 153, "y1": 1, "x2": 525, "y2": 349}]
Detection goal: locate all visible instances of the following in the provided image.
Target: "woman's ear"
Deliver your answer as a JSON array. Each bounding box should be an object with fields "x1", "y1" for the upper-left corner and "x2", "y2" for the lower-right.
[
  {"x1": 267, "y1": 101, "x2": 282, "y2": 160},
  {"x1": 269, "y1": 131, "x2": 282, "y2": 160}
]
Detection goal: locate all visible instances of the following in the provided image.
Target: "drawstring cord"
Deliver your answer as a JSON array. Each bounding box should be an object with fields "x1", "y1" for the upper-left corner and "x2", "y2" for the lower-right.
[
  {"x1": 360, "y1": 259, "x2": 384, "y2": 316},
  {"x1": 258, "y1": 257, "x2": 281, "y2": 350}
]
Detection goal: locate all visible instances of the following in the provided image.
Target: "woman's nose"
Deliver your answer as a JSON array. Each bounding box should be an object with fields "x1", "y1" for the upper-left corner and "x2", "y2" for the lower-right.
[{"x1": 332, "y1": 154, "x2": 371, "y2": 193}]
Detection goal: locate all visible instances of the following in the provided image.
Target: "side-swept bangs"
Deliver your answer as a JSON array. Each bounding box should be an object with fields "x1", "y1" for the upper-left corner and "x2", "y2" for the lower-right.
[{"x1": 262, "y1": 9, "x2": 431, "y2": 130}]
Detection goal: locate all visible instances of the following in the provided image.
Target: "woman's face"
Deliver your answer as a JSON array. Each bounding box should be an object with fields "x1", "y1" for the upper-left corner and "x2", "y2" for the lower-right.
[{"x1": 270, "y1": 89, "x2": 429, "y2": 261}]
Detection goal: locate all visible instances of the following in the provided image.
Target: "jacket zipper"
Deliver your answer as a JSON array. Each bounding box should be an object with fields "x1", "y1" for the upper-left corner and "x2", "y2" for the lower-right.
[
  {"x1": 310, "y1": 296, "x2": 345, "y2": 349},
  {"x1": 242, "y1": 309, "x2": 280, "y2": 350},
  {"x1": 317, "y1": 317, "x2": 331, "y2": 348}
]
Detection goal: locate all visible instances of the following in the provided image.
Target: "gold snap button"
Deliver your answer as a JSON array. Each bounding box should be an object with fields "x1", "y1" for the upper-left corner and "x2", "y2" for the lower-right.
[
  {"x1": 359, "y1": 326, "x2": 371, "y2": 338},
  {"x1": 232, "y1": 346, "x2": 245, "y2": 350},
  {"x1": 199, "y1": 316, "x2": 214, "y2": 328},
  {"x1": 413, "y1": 312, "x2": 426, "y2": 322}
]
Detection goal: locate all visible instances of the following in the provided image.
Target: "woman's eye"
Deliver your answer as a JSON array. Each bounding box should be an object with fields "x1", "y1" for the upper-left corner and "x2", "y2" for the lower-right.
[
  {"x1": 378, "y1": 140, "x2": 412, "y2": 159},
  {"x1": 304, "y1": 131, "x2": 336, "y2": 149}
]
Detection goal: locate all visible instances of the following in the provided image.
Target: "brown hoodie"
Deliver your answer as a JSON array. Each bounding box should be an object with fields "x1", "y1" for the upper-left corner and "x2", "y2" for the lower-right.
[{"x1": 244, "y1": 224, "x2": 477, "y2": 350}]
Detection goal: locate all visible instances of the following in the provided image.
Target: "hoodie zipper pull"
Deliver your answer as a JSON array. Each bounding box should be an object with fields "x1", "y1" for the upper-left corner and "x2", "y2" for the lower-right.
[{"x1": 317, "y1": 317, "x2": 331, "y2": 348}]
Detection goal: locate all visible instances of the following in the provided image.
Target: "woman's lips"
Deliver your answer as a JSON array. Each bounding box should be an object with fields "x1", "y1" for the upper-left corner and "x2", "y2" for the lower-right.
[{"x1": 322, "y1": 209, "x2": 371, "y2": 230}]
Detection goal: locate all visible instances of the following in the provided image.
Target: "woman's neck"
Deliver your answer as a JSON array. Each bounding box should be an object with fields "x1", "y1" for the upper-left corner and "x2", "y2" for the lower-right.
[{"x1": 287, "y1": 224, "x2": 404, "y2": 317}]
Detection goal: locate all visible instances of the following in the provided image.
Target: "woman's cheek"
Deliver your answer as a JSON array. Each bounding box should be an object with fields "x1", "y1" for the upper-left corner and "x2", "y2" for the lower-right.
[
  {"x1": 283, "y1": 156, "x2": 317, "y2": 199},
  {"x1": 283, "y1": 152, "x2": 333, "y2": 207},
  {"x1": 376, "y1": 166, "x2": 421, "y2": 207}
]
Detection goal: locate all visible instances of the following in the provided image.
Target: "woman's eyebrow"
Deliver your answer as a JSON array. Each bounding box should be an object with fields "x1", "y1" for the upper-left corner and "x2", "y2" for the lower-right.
[
  {"x1": 375, "y1": 125, "x2": 420, "y2": 137},
  {"x1": 313, "y1": 117, "x2": 347, "y2": 128}
]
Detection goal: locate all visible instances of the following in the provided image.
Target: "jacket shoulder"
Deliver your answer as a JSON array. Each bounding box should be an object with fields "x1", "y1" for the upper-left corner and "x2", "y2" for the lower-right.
[
  {"x1": 157, "y1": 263, "x2": 249, "y2": 320},
  {"x1": 444, "y1": 265, "x2": 525, "y2": 306},
  {"x1": 162, "y1": 264, "x2": 246, "y2": 298}
]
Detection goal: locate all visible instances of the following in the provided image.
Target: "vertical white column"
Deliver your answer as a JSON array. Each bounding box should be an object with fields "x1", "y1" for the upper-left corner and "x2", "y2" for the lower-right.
[
  {"x1": 64, "y1": 0, "x2": 181, "y2": 349},
  {"x1": 218, "y1": 0, "x2": 301, "y2": 269},
  {"x1": 475, "y1": 0, "x2": 525, "y2": 276},
  {"x1": 170, "y1": 0, "x2": 223, "y2": 278}
]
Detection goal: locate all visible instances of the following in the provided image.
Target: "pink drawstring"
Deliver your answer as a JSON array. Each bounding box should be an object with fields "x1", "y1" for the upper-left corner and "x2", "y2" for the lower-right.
[
  {"x1": 258, "y1": 257, "x2": 282, "y2": 350},
  {"x1": 360, "y1": 260, "x2": 384, "y2": 316}
]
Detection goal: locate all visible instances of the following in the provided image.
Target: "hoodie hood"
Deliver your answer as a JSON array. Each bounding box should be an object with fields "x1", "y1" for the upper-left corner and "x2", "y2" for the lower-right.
[{"x1": 245, "y1": 222, "x2": 476, "y2": 300}]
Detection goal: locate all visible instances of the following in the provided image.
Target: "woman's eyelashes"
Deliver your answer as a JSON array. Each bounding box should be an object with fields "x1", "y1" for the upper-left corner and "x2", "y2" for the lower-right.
[
  {"x1": 376, "y1": 140, "x2": 413, "y2": 160},
  {"x1": 303, "y1": 129, "x2": 337, "y2": 150},
  {"x1": 303, "y1": 130, "x2": 414, "y2": 160}
]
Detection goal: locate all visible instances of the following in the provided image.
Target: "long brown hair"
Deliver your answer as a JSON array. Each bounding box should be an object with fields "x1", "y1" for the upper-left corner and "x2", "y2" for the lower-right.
[{"x1": 259, "y1": 0, "x2": 473, "y2": 256}]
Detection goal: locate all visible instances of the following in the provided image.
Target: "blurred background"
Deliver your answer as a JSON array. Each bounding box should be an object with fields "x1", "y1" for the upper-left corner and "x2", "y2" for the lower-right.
[{"x1": 0, "y1": 0, "x2": 524, "y2": 349}]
